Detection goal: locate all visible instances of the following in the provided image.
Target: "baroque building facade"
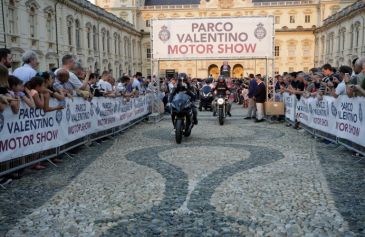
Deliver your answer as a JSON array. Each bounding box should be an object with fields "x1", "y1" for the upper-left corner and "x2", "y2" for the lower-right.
[
  {"x1": 97, "y1": 0, "x2": 355, "y2": 78},
  {"x1": 0, "y1": 0, "x2": 143, "y2": 78},
  {"x1": 314, "y1": 0, "x2": 365, "y2": 68}
]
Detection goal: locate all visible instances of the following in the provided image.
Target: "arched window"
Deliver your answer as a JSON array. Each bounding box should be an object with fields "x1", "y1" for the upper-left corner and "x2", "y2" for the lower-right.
[
  {"x1": 75, "y1": 19, "x2": 81, "y2": 49},
  {"x1": 118, "y1": 35, "x2": 121, "y2": 56},
  {"x1": 354, "y1": 22, "x2": 361, "y2": 48},
  {"x1": 114, "y1": 33, "x2": 118, "y2": 55},
  {"x1": 67, "y1": 16, "x2": 73, "y2": 46},
  {"x1": 8, "y1": 0, "x2": 17, "y2": 34},
  {"x1": 86, "y1": 23, "x2": 91, "y2": 49},
  {"x1": 101, "y1": 29, "x2": 106, "y2": 52},
  {"x1": 93, "y1": 25, "x2": 97, "y2": 50},
  {"x1": 29, "y1": 6, "x2": 37, "y2": 37},
  {"x1": 45, "y1": 12, "x2": 53, "y2": 41},
  {"x1": 107, "y1": 30, "x2": 110, "y2": 53}
]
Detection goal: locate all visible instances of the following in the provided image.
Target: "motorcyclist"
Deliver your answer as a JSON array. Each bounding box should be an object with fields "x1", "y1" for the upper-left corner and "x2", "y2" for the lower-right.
[
  {"x1": 212, "y1": 75, "x2": 232, "y2": 117},
  {"x1": 169, "y1": 73, "x2": 198, "y2": 125}
]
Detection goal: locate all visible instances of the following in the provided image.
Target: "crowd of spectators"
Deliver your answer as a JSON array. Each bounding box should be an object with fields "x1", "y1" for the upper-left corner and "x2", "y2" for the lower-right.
[{"x1": 0, "y1": 48, "x2": 153, "y2": 114}]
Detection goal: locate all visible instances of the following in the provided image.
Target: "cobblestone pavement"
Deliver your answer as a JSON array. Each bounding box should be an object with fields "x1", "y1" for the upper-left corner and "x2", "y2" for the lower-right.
[{"x1": 0, "y1": 104, "x2": 364, "y2": 237}]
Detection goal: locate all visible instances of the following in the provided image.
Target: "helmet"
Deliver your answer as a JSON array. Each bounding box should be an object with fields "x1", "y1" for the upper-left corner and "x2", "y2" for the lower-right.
[
  {"x1": 218, "y1": 75, "x2": 225, "y2": 83},
  {"x1": 206, "y1": 77, "x2": 213, "y2": 84},
  {"x1": 178, "y1": 73, "x2": 188, "y2": 82}
]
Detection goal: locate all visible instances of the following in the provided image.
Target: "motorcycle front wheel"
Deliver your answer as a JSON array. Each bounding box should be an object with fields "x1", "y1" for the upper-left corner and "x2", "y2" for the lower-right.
[
  {"x1": 175, "y1": 119, "x2": 183, "y2": 144},
  {"x1": 218, "y1": 109, "x2": 224, "y2": 125}
]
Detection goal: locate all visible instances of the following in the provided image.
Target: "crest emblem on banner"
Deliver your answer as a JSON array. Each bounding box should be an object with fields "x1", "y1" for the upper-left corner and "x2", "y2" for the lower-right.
[
  {"x1": 254, "y1": 23, "x2": 267, "y2": 40},
  {"x1": 331, "y1": 102, "x2": 337, "y2": 117},
  {"x1": 0, "y1": 112, "x2": 4, "y2": 133},
  {"x1": 360, "y1": 103, "x2": 363, "y2": 123},
  {"x1": 56, "y1": 110, "x2": 63, "y2": 124},
  {"x1": 158, "y1": 25, "x2": 170, "y2": 42},
  {"x1": 66, "y1": 104, "x2": 71, "y2": 122}
]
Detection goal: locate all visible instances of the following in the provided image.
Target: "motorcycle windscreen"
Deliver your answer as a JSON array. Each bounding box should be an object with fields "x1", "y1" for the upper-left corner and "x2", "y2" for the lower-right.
[{"x1": 201, "y1": 86, "x2": 212, "y2": 94}]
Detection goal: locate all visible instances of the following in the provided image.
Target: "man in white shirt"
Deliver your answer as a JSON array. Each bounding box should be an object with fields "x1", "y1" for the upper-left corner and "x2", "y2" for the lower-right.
[
  {"x1": 97, "y1": 71, "x2": 113, "y2": 95},
  {"x1": 13, "y1": 50, "x2": 38, "y2": 84},
  {"x1": 55, "y1": 55, "x2": 90, "y2": 91},
  {"x1": 131, "y1": 75, "x2": 141, "y2": 91},
  {"x1": 333, "y1": 66, "x2": 352, "y2": 98}
]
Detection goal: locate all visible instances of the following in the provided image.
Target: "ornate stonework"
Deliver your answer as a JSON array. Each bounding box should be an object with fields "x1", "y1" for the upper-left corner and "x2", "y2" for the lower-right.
[{"x1": 218, "y1": 0, "x2": 234, "y2": 9}]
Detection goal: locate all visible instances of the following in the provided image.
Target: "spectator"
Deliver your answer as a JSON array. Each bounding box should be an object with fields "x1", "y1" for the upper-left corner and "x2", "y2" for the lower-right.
[
  {"x1": 37, "y1": 72, "x2": 65, "y2": 112},
  {"x1": 290, "y1": 73, "x2": 305, "y2": 100},
  {"x1": 244, "y1": 73, "x2": 257, "y2": 119},
  {"x1": 254, "y1": 75, "x2": 266, "y2": 123},
  {"x1": 88, "y1": 73, "x2": 99, "y2": 96},
  {"x1": 7, "y1": 75, "x2": 35, "y2": 113},
  {"x1": 56, "y1": 55, "x2": 89, "y2": 91},
  {"x1": 353, "y1": 61, "x2": 365, "y2": 96},
  {"x1": 241, "y1": 84, "x2": 249, "y2": 108},
  {"x1": 332, "y1": 66, "x2": 352, "y2": 98},
  {"x1": 24, "y1": 77, "x2": 45, "y2": 109},
  {"x1": 13, "y1": 50, "x2": 38, "y2": 84},
  {"x1": 53, "y1": 69, "x2": 74, "y2": 99},
  {"x1": 0, "y1": 64, "x2": 12, "y2": 111},
  {"x1": 0, "y1": 48, "x2": 13, "y2": 70},
  {"x1": 97, "y1": 71, "x2": 113, "y2": 96},
  {"x1": 131, "y1": 75, "x2": 141, "y2": 91}
]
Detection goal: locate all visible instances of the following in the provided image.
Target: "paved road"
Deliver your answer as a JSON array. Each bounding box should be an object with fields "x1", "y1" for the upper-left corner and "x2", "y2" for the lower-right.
[{"x1": 0, "y1": 104, "x2": 364, "y2": 237}]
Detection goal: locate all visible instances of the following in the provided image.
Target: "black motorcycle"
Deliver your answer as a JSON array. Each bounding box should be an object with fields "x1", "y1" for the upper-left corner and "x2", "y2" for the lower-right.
[
  {"x1": 216, "y1": 95, "x2": 228, "y2": 126},
  {"x1": 171, "y1": 92, "x2": 194, "y2": 144},
  {"x1": 199, "y1": 85, "x2": 214, "y2": 111}
]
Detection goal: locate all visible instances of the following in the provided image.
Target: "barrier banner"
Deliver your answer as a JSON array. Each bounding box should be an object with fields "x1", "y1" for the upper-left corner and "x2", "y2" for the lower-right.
[
  {"x1": 296, "y1": 97, "x2": 312, "y2": 127},
  {"x1": 308, "y1": 96, "x2": 336, "y2": 134},
  {"x1": 0, "y1": 96, "x2": 151, "y2": 162},
  {"x1": 283, "y1": 93, "x2": 296, "y2": 122},
  {"x1": 152, "y1": 17, "x2": 274, "y2": 60},
  {"x1": 333, "y1": 95, "x2": 365, "y2": 147}
]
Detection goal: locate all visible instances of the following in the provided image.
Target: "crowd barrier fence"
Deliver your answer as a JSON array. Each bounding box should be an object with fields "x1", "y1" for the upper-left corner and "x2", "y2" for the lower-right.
[
  {"x1": 283, "y1": 93, "x2": 365, "y2": 156},
  {"x1": 0, "y1": 94, "x2": 154, "y2": 177}
]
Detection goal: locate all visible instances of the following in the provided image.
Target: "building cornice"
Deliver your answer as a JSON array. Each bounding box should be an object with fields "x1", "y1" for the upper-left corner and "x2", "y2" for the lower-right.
[
  {"x1": 59, "y1": 0, "x2": 141, "y2": 36},
  {"x1": 315, "y1": 0, "x2": 365, "y2": 32}
]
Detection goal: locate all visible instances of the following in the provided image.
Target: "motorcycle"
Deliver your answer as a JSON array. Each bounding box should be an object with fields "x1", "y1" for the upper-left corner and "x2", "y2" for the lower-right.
[
  {"x1": 170, "y1": 92, "x2": 194, "y2": 144},
  {"x1": 199, "y1": 85, "x2": 214, "y2": 111},
  {"x1": 216, "y1": 94, "x2": 228, "y2": 126}
]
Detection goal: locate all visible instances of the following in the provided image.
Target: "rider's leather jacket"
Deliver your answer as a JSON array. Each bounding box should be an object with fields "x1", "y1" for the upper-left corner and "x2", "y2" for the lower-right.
[
  {"x1": 169, "y1": 82, "x2": 196, "y2": 103},
  {"x1": 214, "y1": 82, "x2": 229, "y2": 97}
]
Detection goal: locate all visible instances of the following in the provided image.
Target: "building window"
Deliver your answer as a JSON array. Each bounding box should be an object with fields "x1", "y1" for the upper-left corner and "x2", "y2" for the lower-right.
[
  {"x1": 67, "y1": 18, "x2": 73, "y2": 46},
  {"x1": 29, "y1": 7, "x2": 36, "y2": 37},
  {"x1": 146, "y1": 20, "x2": 150, "y2": 27},
  {"x1": 288, "y1": 45, "x2": 296, "y2": 56},
  {"x1": 341, "y1": 30, "x2": 346, "y2": 51},
  {"x1": 274, "y1": 46, "x2": 280, "y2": 56},
  {"x1": 8, "y1": 1, "x2": 16, "y2": 34},
  {"x1": 114, "y1": 34, "x2": 118, "y2": 55},
  {"x1": 289, "y1": 67, "x2": 294, "y2": 72},
  {"x1": 289, "y1": 15, "x2": 295, "y2": 24},
  {"x1": 303, "y1": 44, "x2": 310, "y2": 57},
  {"x1": 303, "y1": 67, "x2": 309, "y2": 72},
  {"x1": 305, "y1": 15, "x2": 311, "y2": 23},
  {"x1": 274, "y1": 16, "x2": 280, "y2": 24},
  {"x1": 46, "y1": 13, "x2": 53, "y2": 41},
  {"x1": 118, "y1": 35, "x2": 121, "y2": 56},
  {"x1": 102, "y1": 30, "x2": 106, "y2": 52},
  {"x1": 75, "y1": 19, "x2": 81, "y2": 49},
  {"x1": 107, "y1": 31, "x2": 110, "y2": 53},
  {"x1": 86, "y1": 26, "x2": 91, "y2": 49},
  {"x1": 146, "y1": 48, "x2": 151, "y2": 59},
  {"x1": 93, "y1": 25, "x2": 97, "y2": 50},
  {"x1": 355, "y1": 24, "x2": 360, "y2": 47}
]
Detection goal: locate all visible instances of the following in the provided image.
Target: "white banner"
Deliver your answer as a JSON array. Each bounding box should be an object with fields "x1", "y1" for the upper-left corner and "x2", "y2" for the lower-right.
[
  {"x1": 283, "y1": 94, "x2": 365, "y2": 147},
  {"x1": 0, "y1": 96, "x2": 152, "y2": 162},
  {"x1": 283, "y1": 93, "x2": 296, "y2": 122},
  {"x1": 334, "y1": 95, "x2": 365, "y2": 147},
  {"x1": 152, "y1": 17, "x2": 274, "y2": 60}
]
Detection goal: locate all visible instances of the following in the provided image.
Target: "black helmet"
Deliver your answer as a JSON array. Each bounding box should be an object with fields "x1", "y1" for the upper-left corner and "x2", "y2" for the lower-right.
[
  {"x1": 206, "y1": 77, "x2": 213, "y2": 84},
  {"x1": 178, "y1": 73, "x2": 188, "y2": 82}
]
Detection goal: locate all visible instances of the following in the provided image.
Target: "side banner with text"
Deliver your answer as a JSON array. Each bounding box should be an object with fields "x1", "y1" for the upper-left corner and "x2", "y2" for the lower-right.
[
  {"x1": 283, "y1": 93, "x2": 365, "y2": 147},
  {"x1": 0, "y1": 96, "x2": 152, "y2": 162}
]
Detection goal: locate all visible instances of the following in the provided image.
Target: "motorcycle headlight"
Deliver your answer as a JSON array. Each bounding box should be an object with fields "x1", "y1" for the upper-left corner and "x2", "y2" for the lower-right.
[{"x1": 217, "y1": 98, "x2": 224, "y2": 105}]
